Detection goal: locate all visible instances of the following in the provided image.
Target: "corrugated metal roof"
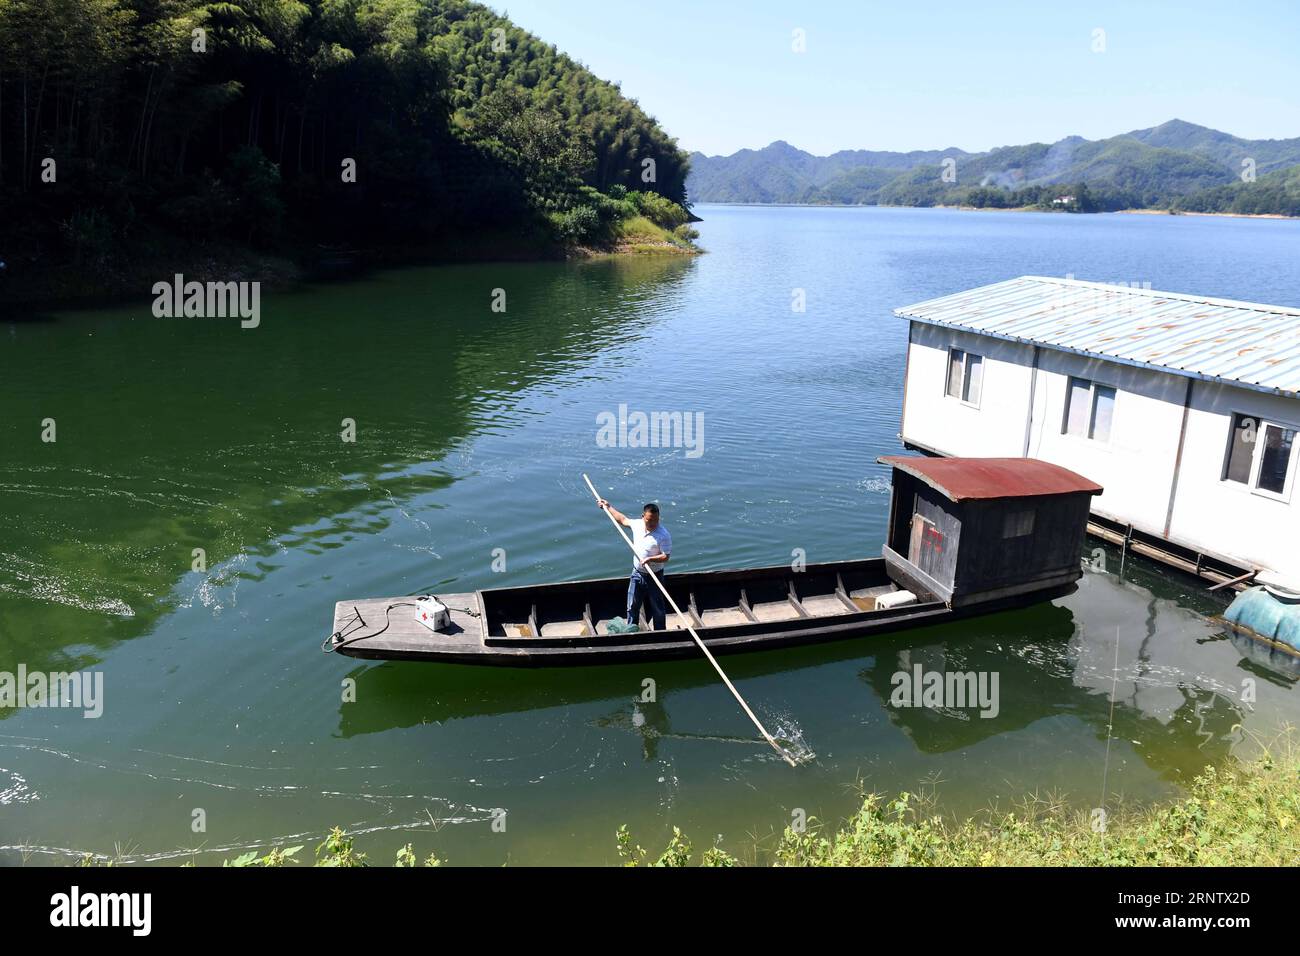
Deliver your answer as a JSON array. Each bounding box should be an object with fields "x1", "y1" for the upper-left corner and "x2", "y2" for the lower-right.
[
  {"x1": 894, "y1": 276, "x2": 1300, "y2": 399},
  {"x1": 879, "y1": 455, "x2": 1103, "y2": 501}
]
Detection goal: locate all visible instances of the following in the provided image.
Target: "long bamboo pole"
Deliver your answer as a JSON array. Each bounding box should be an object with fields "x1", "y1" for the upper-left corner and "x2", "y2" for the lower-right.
[{"x1": 582, "y1": 474, "x2": 796, "y2": 767}]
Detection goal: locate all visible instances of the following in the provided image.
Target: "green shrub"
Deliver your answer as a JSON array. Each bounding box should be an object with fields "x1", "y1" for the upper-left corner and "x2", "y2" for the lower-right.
[
  {"x1": 224, "y1": 845, "x2": 304, "y2": 868},
  {"x1": 630, "y1": 190, "x2": 690, "y2": 230},
  {"x1": 315, "y1": 827, "x2": 368, "y2": 867},
  {"x1": 549, "y1": 204, "x2": 602, "y2": 243}
]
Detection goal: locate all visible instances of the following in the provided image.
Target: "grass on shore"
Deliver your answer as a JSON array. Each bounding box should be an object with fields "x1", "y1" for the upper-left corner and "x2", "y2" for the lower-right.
[
  {"x1": 604, "y1": 214, "x2": 701, "y2": 255},
  {"x1": 612, "y1": 739, "x2": 1297, "y2": 866},
  {"x1": 764, "y1": 747, "x2": 1298, "y2": 867}
]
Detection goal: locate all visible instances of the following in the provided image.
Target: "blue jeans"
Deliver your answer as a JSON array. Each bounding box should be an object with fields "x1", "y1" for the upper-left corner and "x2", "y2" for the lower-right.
[{"x1": 626, "y1": 569, "x2": 666, "y2": 631}]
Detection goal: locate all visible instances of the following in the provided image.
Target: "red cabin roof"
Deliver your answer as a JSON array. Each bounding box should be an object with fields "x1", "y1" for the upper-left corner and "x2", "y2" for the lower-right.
[{"x1": 878, "y1": 456, "x2": 1103, "y2": 502}]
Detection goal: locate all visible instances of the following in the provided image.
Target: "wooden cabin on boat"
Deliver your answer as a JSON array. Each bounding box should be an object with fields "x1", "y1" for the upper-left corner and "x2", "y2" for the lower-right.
[
  {"x1": 327, "y1": 456, "x2": 1102, "y2": 666},
  {"x1": 880, "y1": 455, "x2": 1101, "y2": 608},
  {"x1": 895, "y1": 276, "x2": 1300, "y2": 593}
]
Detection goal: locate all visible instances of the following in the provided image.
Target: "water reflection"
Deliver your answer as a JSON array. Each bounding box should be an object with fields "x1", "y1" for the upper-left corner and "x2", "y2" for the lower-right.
[
  {"x1": 864, "y1": 577, "x2": 1251, "y2": 781},
  {"x1": 335, "y1": 566, "x2": 1285, "y2": 791},
  {"x1": 1226, "y1": 630, "x2": 1300, "y2": 685},
  {"x1": 0, "y1": 256, "x2": 695, "y2": 678}
]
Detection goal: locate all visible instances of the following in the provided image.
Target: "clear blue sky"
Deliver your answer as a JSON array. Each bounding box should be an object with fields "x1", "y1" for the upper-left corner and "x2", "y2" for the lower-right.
[{"x1": 489, "y1": 0, "x2": 1300, "y2": 156}]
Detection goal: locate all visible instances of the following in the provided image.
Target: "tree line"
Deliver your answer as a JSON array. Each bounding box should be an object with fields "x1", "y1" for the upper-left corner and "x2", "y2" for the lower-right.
[{"x1": 0, "y1": 0, "x2": 692, "y2": 280}]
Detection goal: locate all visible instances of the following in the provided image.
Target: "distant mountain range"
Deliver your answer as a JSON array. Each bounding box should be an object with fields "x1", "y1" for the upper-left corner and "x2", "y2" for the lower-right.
[{"x1": 686, "y1": 120, "x2": 1300, "y2": 215}]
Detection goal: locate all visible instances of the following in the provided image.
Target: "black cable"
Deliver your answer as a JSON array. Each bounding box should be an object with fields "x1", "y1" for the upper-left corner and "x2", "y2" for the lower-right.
[{"x1": 322, "y1": 601, "x2": 416, "y2": 653}]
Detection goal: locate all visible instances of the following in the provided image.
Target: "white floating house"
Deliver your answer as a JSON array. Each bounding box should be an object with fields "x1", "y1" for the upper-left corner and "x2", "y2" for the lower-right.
[{"x1": 894, "y1": 276, "x2": 1300, "y2": 593}]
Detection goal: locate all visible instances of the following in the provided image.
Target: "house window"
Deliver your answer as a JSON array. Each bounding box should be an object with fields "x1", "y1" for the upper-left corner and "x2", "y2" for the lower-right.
[
  {"x1": 1002, "y1": 509, "x2": 1035, "y2": 538},
  {"x1": 1064, "y1": 377, "x2": 1116, "y2": 442},
  {"x1": 1224, "y1": 414, "x2": 1255, "y2": 483},
  {"x1": 1224, "y1": 413, "x2": 1297, "y2": 499},
  {"x1": 945, "y1": 348, "x2": 983, "y2": 405},
  {"x1": 1260, "y1": 424, "x2": 1296, "y2": 495}
]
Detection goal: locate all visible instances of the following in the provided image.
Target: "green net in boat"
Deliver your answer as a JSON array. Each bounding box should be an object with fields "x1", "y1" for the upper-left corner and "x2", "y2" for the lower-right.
[{"x1": 605, "y1": 616, "x2": 640, "y2": 634}]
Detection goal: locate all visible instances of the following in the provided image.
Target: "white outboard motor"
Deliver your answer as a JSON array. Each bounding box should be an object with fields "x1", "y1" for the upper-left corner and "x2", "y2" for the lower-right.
[{"x1": 413, "y1": 595, "x2": 451, "y2": 633}]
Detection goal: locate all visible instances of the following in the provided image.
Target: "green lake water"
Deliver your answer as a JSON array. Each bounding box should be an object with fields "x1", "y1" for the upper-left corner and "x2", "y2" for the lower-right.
[{"x1": 3, "y1": 205, "x2": 1300, "y2": 865}]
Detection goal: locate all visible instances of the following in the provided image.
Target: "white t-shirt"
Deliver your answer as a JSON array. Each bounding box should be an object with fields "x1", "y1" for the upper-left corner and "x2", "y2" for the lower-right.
[{"x1": 629, "y1": 518, "x2": 671, "y2": 572}]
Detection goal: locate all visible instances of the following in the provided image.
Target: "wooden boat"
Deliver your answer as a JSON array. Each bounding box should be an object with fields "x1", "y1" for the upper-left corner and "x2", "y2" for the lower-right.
[{"x1": 326, "y1": 456, "x2": 1102, "y2": 666}]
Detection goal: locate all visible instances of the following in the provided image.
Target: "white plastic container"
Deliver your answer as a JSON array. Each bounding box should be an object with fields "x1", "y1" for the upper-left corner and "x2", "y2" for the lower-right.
[
  {"x1": 875, "y1": 590, "x2": 918, "y2": 610},
  {"x1": 413, "y1": 595, "x2": 451, "y2": 632}
]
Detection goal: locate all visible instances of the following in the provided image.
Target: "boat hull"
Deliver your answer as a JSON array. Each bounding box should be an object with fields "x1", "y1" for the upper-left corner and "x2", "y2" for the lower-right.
[{"x1": 328, "y1": 557, "x2": 1078, "y2": 666}]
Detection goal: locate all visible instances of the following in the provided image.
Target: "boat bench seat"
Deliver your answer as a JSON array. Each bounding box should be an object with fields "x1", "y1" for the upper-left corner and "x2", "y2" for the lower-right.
[
  {"x1": 501, "y1": 586, "x2": 902, "y2": 640},
  {"x1": 700, "y1": 608, "x2": 750, "y2": 627},
  {"x1": 539, "y1": 620, "x2": 590, "y2": 638},
  {"x1": 750, "y1": 600, "x2": 802, "y2": 623},
  {"x1": 800, "y1": 594, "x2": 852, "y2": 617}
]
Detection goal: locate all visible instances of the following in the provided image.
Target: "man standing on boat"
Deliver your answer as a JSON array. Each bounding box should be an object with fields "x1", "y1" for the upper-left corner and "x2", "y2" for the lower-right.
[{"x1": 596, "y1": 498, "x2": 671, "y2": 630}]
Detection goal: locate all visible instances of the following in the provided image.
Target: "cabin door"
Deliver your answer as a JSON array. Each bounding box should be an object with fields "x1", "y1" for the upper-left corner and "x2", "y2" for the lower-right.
[{"x1": 908, "y1": 513, "x2": 943, "y2": 580}]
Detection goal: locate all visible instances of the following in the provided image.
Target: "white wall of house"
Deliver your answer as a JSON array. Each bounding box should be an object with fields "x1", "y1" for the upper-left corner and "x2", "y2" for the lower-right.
[
  {"x1": 902, "y1": 324, "x2": 1032, "y2": 457},
  {"x1": 900, "y1": 321, "x2": 1300, "y2": 586},
  {"x1": 1025, "y1": 348, "x2": 1187, "y2": 530}
]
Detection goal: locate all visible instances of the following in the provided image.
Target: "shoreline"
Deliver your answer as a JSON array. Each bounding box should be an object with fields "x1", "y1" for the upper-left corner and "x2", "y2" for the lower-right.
[
  {"x1": 9, "y1": 199, "x2": 1291, "y2": 317},
  {"x1": 1, "y1": 233, "x2": 700, "y2": 318},
  {"x1": 1113, "y1": 207, "x2": 1299, "y2": 220},
  {"x1": 693, "y1": 200, "x2": 1300, "y2": 221}
]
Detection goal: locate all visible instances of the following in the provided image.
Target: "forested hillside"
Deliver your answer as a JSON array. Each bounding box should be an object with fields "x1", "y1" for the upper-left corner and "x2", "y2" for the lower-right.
[
  {"x1": 0, "y1": 0, "x2": 694, "y2": 304},
  {"x1": 688, "y1": 120, "x2": 1300, "y2": 215},
  {"x1": 1174, "y1": 163, "x2": 1300, "y2": 217},
  {"x1": 1127, "y1": 118, "x2": 1300, "y2": 174}
]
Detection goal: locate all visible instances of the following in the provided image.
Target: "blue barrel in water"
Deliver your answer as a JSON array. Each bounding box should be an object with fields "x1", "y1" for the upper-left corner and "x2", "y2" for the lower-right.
[{"x1": 1224, "y1": 585, "x2": 1300, "y2": 653}]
